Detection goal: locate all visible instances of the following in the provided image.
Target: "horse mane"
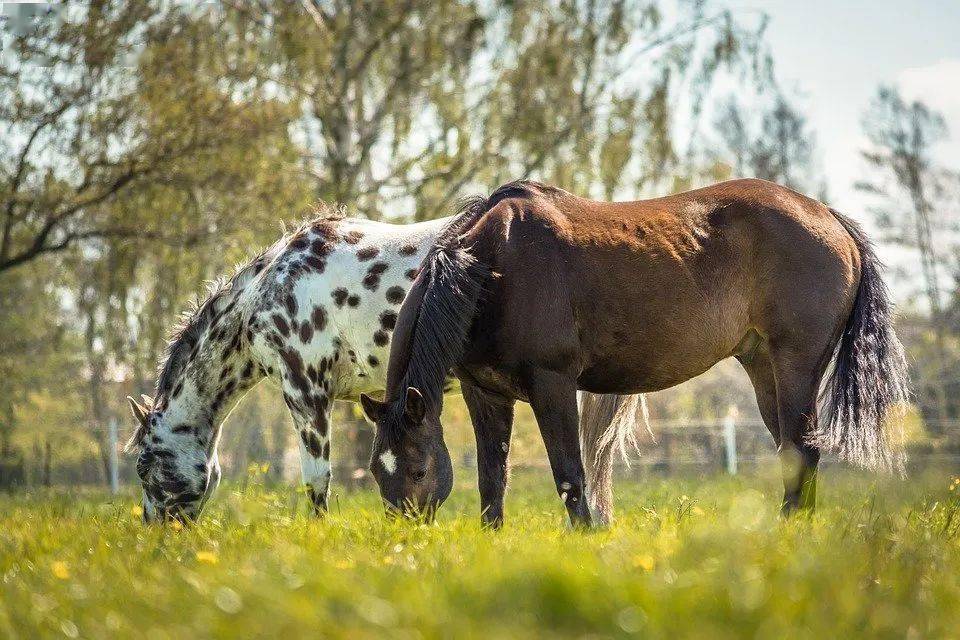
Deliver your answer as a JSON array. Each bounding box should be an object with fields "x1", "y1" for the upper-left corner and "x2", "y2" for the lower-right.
[
  {"x1": 484, "y1": 179, "x2": 566, "y2": 208},
  {"x1": 384, "y1": 179, "x2": 565, "y2": 417},
  {"x1": 155, "y1": 252, "x2": 264, "y2": 396},
  {"x1": 155, "y1": 201, "x2": 346, "y2": 397},
  {"x1": 384, "y1": 197, "x2": 492, "y2": 411}
]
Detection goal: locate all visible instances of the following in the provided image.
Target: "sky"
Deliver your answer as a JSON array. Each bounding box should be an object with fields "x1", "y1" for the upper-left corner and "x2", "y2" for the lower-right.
[{"x1": 727, "y1": 0, "x2": 960, "y2": 215}]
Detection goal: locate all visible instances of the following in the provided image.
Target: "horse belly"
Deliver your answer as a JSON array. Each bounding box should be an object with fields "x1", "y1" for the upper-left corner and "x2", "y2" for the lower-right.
[{"x1": 573, "y1": 282, "x2": 748, "y2": 394}]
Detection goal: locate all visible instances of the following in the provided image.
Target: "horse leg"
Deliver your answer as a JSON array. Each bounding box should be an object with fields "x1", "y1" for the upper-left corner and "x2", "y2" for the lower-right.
[
  {"x1": 737, "y1": 343, "x2": 780, "y2": 447},
  {"x1": 770, "y1": 350, "x2": 825, "y2": 514},
  {"x1": 527, "y1": 370, "x2": 592, "y2": 528},
  {"x1": 282, "y1": 384, "x2": 333, "y2": 516},
  {"x1": 462, "y1": 381, "x2": 516, "y2": 529}
]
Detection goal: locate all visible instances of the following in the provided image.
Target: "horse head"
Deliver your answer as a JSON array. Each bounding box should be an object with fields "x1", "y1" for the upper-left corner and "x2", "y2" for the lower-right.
[
  {"x1": 361, "y1": 387, "x2": 453, "y2": 519},
  {"x1": 126, "y1": 394, "x2": 221, "y2": 524}
]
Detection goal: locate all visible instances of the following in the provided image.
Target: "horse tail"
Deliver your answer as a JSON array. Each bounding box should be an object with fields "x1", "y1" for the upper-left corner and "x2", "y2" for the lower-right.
[
  {"x1": 579, "y1": 392, "x2": 651, "y2": 524},
  {"x1": 808, "y1": 209, "x2": 910, "y2": 473}
]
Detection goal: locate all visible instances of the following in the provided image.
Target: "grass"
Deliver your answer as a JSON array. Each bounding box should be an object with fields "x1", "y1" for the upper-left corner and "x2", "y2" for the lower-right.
[{"x1": 0, "y1": 466, "x2": 958, "y2": 639}]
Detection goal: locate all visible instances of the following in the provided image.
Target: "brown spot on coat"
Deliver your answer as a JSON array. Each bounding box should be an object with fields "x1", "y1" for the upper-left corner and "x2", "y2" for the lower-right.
[
  {"x1": 380, "y1": 310, "x2": 397, "y2": 330},
  {"x1": 311, "y1": 238, "x2": 332, "y2": 257},
  {"x1": 385, "y1": 286, "x2": 405, "y2": 304},
  {"x1": 362, "y1": 273, "x2": 380, "y2": 290},
  {"x1": 299, "y1": 322, "x2": 314, "y2": 343},
  {"x1": 405, "y1": 268, "x2": 419, "y2": 281},
  {"x1": 332, "y1": 288, "x2": 349, "y2": 307},
  {"x1": 311, "y1": 306, "x2": 327, "y2": 331},
  {"x1": 305, "y1": 255, "x2": 326, "y2": 272},
  {"x1": 399, "y1": 243, "x2": 417, "y2": 256},
  {"x1": 347, "y1": 294, "x2": 360, "y2": 307},
  {"x1": 313, "y1": 410, "x2": 329, "y2": 435},
  {"x1": 313, "y1": 222, "x2": 339, "y2": 242},
  {"x1": 367, "y1": 355, "x2": 380, "y2": 367},
  {"x1": 272, "y1": 314, "x2": 290, "y2": 337},
  {"x1": 289, "y1": 234, "x2": 309, "y2": 251},
  {"x1": 373, "y1": 330, "x2": 390, "y2": 347},
  {"x1": 343, "y1": 230, "x2": 364, "y2": 244},
  {"x1": 302, "y1": 430, "x2": 323, "y2": 458},
  {"x1": 356, "y1": 246, "x2": 379, "y2": 261}
]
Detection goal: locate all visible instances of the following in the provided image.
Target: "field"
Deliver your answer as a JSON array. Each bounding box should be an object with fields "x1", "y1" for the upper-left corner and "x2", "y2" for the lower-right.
[{"x1": 1, "y1": 467, "x2": 958, "y2": 639}]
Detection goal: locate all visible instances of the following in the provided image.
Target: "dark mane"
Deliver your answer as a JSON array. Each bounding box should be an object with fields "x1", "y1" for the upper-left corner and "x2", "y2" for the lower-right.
[
  {"x1": 384, "y1": 180, "x2": 566, "y2": 412},
  {"x1": 384, "y1": 197, "x2": 492, "y2": 412},
  {"x1": 485, "y1": 179, "x2": 565, "y2": 209}
]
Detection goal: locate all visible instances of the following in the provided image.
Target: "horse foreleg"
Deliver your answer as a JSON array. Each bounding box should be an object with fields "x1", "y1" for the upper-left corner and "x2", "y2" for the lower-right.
[
  {"x1": 462, "y1": 381, "x2": 516, "y2": 529},
  {"x1": 527, "y1": 370, "x2": 592, "y2": 528},
  {"x1": 284, "y1": 387, "x2": 333, "y2": 516}
]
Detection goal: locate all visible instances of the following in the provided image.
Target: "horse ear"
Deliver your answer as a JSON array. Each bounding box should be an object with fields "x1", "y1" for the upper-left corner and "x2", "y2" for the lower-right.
[
  {"x1": 127, "y1": 396, "x2": 148, "y2": 426},
  {"x1": 359, "y1": 393, "x2": 384, "y2": 423},
  {"x1": 404, "y1": 387, "x2": 425, "y2": 425},
  {"x1": 125, "y1": 396, "x2": 149, "y2": 453},
  {"x1": 140, "y1": 394, "x2": 154, "y2": 409}
]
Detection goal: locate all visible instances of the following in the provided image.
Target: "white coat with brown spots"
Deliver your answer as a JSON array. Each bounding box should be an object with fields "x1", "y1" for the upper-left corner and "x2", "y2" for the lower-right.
[{"x1": 126, "y1": 213, "x2": 448, "y2": 521}]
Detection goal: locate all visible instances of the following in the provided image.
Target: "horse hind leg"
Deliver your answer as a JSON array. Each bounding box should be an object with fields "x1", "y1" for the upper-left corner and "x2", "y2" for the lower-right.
[
  {"x1": 736, "y1": 342, "x2": 780, "y2": 447},
  {"x1": 768, "y1": 346, "x2": 833, "y2": 514}
]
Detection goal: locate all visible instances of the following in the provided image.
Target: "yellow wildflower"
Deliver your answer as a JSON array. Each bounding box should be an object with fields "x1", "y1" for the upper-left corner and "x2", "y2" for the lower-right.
[
  {"x1": 196, "y1": 551, "x2": 218, "y2": 565},
  {"x1": 51, "y1": 561, "x2": 70, "y2": 580},
  {"x1": 632, "y1": 555, "x2": 655, "y2": 571}
]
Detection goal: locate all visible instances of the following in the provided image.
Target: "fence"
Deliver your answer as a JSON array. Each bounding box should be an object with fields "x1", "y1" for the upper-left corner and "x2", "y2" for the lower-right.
[{"x1": 4, "y1": 416, "x2": 958, "y2": 492}]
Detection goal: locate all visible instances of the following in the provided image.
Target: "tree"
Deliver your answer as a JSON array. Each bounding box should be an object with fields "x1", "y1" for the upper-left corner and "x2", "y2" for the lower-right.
[
  {"x1": 858, "y1": 86, "x2": 956, "y2": 423},
  {"x1": 239, "y1": 0, "x2": 776, "y2": 219},
  {"x1": 713, "y1": 90, "x2": 822, "y2": 194},
  {"x1": 0, "y1": 1, "x2": 305, "y2": 274},
  {"x1": 1, "y1": 1, "x2": 312, "y2": 484}
]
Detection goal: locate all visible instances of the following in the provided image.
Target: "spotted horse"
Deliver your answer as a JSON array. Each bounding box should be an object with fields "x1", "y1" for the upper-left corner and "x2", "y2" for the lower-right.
[{"x1": 125, "y1": 208, "x2": 646, "y2": 524}]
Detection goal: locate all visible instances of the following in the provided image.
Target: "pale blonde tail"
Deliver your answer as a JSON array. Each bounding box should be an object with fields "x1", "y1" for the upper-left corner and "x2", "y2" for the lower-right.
[{"x1": 579, "y1": 393, "x2": 651, "y2": 524}]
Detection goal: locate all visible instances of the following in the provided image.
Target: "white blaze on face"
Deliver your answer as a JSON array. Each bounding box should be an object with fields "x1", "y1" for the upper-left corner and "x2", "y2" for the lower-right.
[{"x1": 379, "y1": 449, "x2": 397, "y2": 475}]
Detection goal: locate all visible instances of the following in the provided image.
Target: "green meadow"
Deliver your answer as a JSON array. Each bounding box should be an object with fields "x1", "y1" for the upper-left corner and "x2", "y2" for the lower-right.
[{"x1": 1, "y1": 467, "x2": 958, "y2": 639}]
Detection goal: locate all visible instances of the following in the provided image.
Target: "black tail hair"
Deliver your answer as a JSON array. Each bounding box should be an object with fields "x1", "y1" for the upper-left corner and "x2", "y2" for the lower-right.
[{"x1": 808, "y1": 210, "x2": 910, "y2": 473}]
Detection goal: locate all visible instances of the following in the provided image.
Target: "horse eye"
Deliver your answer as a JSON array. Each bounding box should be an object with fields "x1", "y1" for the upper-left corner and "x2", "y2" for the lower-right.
[{"x1": 411, "y1": 468, "x2": 427, "y2": 482}]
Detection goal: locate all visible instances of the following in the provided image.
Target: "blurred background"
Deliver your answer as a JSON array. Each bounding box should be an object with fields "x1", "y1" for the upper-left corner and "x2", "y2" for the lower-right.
[{"x1": 0, "y1": 0, "x2": 957, "y2": 491}]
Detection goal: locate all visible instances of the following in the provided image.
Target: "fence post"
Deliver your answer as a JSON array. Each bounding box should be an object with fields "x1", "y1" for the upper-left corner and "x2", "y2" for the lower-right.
[
  {"x1": 108, "y1": 416, "x2": 120, "y2": 494},
  {"x1": 723, "y1": 406, "x2": 738, "y2": 475}
]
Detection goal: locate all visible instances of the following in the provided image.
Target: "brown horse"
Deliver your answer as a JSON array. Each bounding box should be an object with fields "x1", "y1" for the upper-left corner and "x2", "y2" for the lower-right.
[{"x1": 360, "y1": 179, "x2": 909, "y2": 527}]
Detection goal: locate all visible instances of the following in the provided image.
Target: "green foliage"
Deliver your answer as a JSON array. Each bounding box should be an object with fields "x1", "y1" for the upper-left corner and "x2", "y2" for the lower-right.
[
  {"x1": 0, "y1": 470, "x2": 958, "y2": 637},
  {"x1": 0, "y1": 0, "x2": 788, "y2": 486},
  {"x1": 858, "y1": 86, "x2": 960, "y2": 424}
]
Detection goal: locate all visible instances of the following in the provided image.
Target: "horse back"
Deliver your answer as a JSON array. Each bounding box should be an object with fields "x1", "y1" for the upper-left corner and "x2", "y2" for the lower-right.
[{"x1": 459, "y1": 179, "x2": 859, "y2": 394}]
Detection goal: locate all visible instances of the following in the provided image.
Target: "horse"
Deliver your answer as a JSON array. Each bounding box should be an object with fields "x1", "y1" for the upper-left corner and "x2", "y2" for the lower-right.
[
  {"x1": 124, "y1": 207, "x2": 645, "y2": 523},
  {"x1": 360, "y1": 178, "x2": 909, "y2": 527}
]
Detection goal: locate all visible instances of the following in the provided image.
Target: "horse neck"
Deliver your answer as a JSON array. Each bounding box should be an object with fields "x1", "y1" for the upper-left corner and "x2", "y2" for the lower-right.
[
  {"x1": 388, "y1": 226, "x2": 488, "y2": 410},
  {"x1": 156, "y1": 285, "x2": 263, "y2": 443}
]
